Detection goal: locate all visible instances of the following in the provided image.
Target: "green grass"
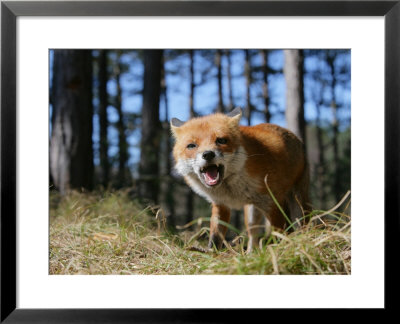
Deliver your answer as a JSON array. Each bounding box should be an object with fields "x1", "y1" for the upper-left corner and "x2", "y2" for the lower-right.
[{"x1": 49, "y1": 190, "x2": 351, "y2": 275}]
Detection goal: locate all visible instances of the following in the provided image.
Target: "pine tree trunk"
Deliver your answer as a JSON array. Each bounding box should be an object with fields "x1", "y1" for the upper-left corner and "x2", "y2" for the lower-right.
[
  {"x1": 226, "y1": 50, "x2": 234, "y2": 111},
  {"x1": 327, "y1": 51, "x2": 341, "y2": 202},
  {"x1": 215, "y1": 49, "x2": 224, "y2": 113},
  {"x1": 284, "y1": 49, "x2": 306, "y2": 143},
  {"x1": 161, "y1": 56, "x2": 175, "y2": 228},
  {"x1": 98, "y1": 50, "x2": 109, "y2": 188},
  {"x1": 50, "y1": 50, "x2": 94, "y2": 194},
  {"x1": 244, "y1": 50, "x2": 252, "y2": 126},
  {"x1": 186, "y1": 50, "x2": 196, "y2": 224},
  {"x1": 316, "y1": 90, "x2": 326, "y2": 207},
  {"x1": 261, "y1": 50, "x2": 271, "y2": 123},
  {"x1": 161, "y1": 58, "x2": 171, "y2": 175},
  {"x1": 139, "y1": 50, "x2": 163, "y2": 204},
  {"x1": 189, "y1": 50, "x2": 196, "y2": 118},
  {"x1": 114, "y1": 51, "x2": 128, "y2": 188}
]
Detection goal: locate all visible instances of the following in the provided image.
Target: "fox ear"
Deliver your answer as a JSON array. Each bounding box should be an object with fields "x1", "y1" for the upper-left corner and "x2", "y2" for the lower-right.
[
  {"x1": 227, "y1": 107, "x2": 242, "y2": 125},
  {"x1": 171, "y1": 118, "x2": 185, "y2": 127},
  {"x1": 170, "y1": 118, "x2": 185, "y2": 137},
  {"x1": 227, "y1": 107, "x2": 242, "y2": 118}
]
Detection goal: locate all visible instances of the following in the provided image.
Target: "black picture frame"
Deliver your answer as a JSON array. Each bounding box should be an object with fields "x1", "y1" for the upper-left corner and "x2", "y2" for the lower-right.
[{"x1": 1, "y1": 0, "x2": 398, "y2": 322}]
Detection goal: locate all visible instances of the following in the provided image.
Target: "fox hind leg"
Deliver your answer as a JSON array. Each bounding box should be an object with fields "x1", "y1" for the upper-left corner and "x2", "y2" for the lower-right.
[
  {"x1": 287, "y1": 166, "x2": 310, "y2": 228},
  {"x1": 244, "y1": 204, "x2": 271, "y2": 253}
]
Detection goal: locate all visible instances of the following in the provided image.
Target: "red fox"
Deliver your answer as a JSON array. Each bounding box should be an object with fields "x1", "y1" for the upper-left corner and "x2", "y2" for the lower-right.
[{"x1": 171, "y1": 108, "x2": 310, "y2": 252}]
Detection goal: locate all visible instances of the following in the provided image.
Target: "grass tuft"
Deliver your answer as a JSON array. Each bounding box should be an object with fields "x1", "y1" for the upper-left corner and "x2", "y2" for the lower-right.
[{"x1": 50, "y1": 190, "x2": 351, "y2": 275}]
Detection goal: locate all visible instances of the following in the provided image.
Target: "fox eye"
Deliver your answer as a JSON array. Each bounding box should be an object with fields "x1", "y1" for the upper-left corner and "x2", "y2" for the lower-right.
[
  {"x1": 186, "y1": 143, "x2": 197, "y2": 149},
  {"x1": 216, "y1": 137, "x2": 228, "y2": 145}
]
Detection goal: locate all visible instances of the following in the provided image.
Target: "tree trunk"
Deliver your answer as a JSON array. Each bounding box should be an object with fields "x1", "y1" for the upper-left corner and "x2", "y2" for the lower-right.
[
  {"x1": 233, "y1": 210, "x2": 241, "y2": 233},
  {"x1": 244, "y1": 50, "x2": 252, "y2": 126},
  {"x1": 284, "y1": 49, "x2": 306, "y2": 143},
  {"x1": 161, "y1": 55, "x2": 175, "y2": 228},
  {"x1": 327, "y1": 51, "x2": 341, "y2": 202},
  {"x1": 139, "y1": 50, "x2": 163, "y2": 204},
  {"x1": 114, "y1": 51, "x2": 128, "y2": 188},
  {"x1": 226, "y1": 51, "x2": 238, "y2": 228},
  {"x1": 98, "y1": 50, "x2": 110, "y2": 188},
  {"x1": 226, "y1": 50, "x2": 234, "y2": 111},
  {"x1": 215, "y1": 49, "x2": 224, "y2": 113},
  {"x1": 186, "y1": 50, "x2": 196, "y2": 224},
  {"x1": 50, "y1": 50, "x2": 94, "y2": 194},
  {"x1": 161, "y1": 57, "x2": 172, "y2": 175},
  {"x1": 316, "y1": 86, "x2": 326, "y2": 207},
  {"x1": 261, "y1": 50, "x2": 271, "y2": 123},
  {"x1": 189, "y1": 50, "x2": 196, "y2": 118}
]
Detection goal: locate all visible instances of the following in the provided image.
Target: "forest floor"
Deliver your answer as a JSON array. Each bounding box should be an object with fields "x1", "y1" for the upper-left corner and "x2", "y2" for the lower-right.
[{"x1": 49, "y1": 190, "x2": 351, "y2": 275}]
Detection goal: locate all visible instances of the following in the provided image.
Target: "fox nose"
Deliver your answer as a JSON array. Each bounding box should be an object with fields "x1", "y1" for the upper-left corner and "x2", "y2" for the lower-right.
[{"x1": 202, "y1": 151, "x2": 216, "y2": 161}]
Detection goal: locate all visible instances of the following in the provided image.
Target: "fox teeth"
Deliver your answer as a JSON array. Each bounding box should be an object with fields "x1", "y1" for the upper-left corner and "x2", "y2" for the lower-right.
[{"x1": 201, "y1": 164, "x2": 220, "y2": 173}]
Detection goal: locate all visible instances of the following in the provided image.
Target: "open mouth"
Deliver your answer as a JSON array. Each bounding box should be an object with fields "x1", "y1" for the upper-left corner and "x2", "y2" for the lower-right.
[{"x1": 200, "y1": 164, "x2": 224, "y2": 187}]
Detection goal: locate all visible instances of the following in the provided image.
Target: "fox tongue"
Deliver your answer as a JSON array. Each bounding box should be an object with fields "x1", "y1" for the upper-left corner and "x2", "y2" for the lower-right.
[{"x1": 205, "y1": 166, "x2": 219, "y2": 185}]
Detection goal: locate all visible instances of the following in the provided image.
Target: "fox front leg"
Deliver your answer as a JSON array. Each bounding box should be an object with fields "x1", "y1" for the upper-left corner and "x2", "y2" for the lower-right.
[{"x1": 208, "y1": 204, "x2": 231, "y2": 250}]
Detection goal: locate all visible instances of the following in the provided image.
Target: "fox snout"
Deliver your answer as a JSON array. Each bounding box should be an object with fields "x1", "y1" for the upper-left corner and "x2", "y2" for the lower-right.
[
  {"x1": 196, "y1": 149, "x2": 223, "y2": 166},
  {"x1": 202, "y1": 150, "x2": 216, "y2": 162}
]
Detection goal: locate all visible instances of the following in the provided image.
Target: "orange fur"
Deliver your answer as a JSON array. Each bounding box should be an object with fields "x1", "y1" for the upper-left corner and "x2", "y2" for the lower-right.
[{"x1": 171, "y1": 109, "x2": 309, "y2": 252}]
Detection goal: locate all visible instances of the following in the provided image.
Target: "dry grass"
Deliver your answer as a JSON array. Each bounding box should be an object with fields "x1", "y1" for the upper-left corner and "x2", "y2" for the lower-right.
[{"x1": 49, "y1": 190, "x2": 351, "y2": 275}]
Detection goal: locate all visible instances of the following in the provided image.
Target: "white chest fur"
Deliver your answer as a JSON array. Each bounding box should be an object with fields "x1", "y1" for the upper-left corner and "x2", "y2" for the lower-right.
[{"x1": 176, "y1": 145, "x2": 271, "y2": 211}]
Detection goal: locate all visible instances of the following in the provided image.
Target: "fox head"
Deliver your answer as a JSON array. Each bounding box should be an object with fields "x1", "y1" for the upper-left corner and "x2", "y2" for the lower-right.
[{"x1": 171, "y1": 108, "x2": 246, "y2": 188}]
